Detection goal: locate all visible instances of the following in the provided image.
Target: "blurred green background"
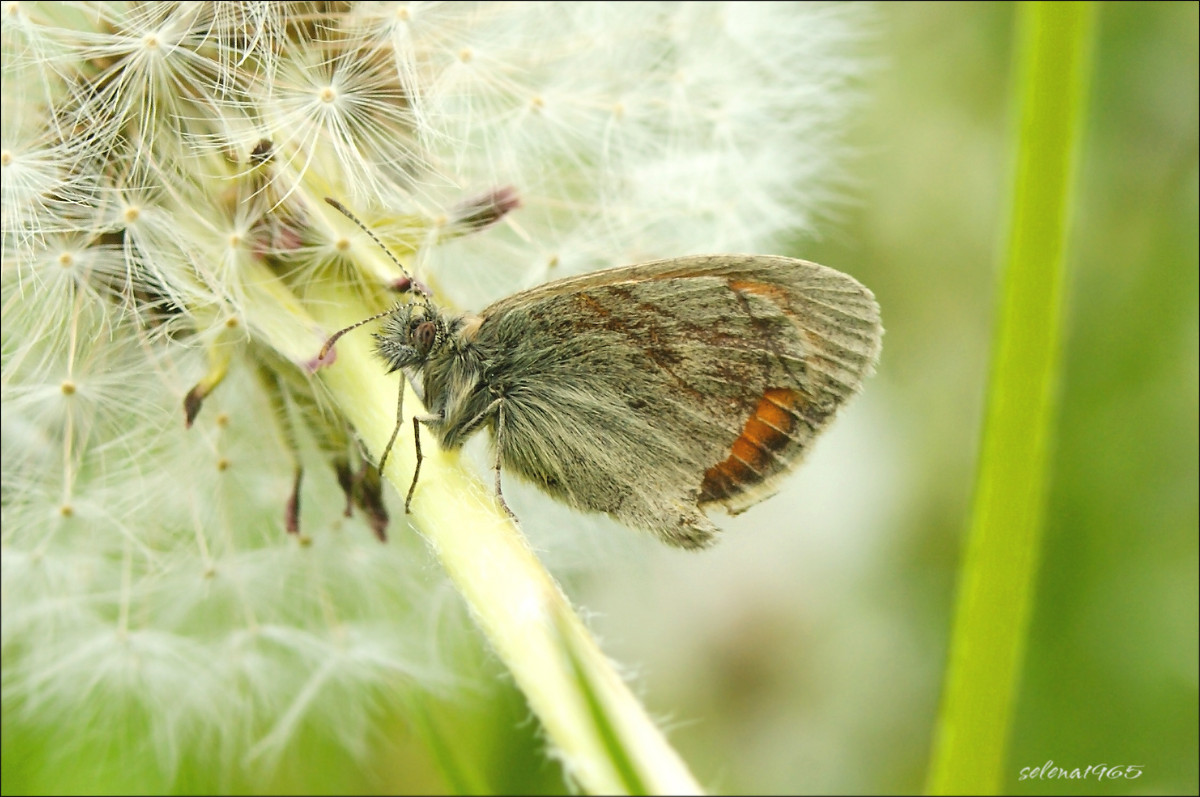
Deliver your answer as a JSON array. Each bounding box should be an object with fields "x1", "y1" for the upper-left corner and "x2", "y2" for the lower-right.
[
  {"x1": 582, "y1": 3, "x2": 1197, "y2": 793},
  {"x1": 3, "y1": 2, "x2": 1195, "y2": 794}
]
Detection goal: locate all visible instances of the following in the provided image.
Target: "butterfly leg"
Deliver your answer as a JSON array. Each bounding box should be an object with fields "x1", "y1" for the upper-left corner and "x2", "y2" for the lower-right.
[
  {"x1": 378, "y1": 375, "x2": 406, "y2": 474},
  {"x1": 376, "y1": 374, "x2": 435, "y2": 514},
  {"x1": 405, "y1": 415, "x2": 422, "y2": 512},
  {"x1": 447, "y1": 396, "x2": 515, "y2": 520},
  {"x1": 493, "y1": 400, "x2": 517, "y2": 521},
  {"x1": 402, "y1": 412, "x2": 446, "y2": 512}
]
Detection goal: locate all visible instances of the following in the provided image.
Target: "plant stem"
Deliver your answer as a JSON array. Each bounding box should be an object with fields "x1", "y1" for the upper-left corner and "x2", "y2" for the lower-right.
[
  {"x1": 308, "y1": 282, "x2": 703, "y2": 796},
  {"x1": 927, "y1": 3, "x2": 1095, "y2": 793}
]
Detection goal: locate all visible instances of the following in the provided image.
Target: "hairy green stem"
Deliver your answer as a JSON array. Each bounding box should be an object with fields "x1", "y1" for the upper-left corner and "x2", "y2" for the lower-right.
[{"x1": 308, "y1": 282, "x2": 703, "y2": 795}]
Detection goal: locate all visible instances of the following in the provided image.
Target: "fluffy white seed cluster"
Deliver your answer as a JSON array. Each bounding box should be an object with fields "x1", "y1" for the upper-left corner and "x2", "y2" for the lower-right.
[{"x1": 1, "y1": 0, "x2": 868, "y2": 778}]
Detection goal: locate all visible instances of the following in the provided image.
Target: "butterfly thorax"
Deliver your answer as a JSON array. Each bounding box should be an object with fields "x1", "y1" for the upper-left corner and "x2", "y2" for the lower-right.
[{"x1": 418, "y1": 312, "x2": 504, "y2": 449}]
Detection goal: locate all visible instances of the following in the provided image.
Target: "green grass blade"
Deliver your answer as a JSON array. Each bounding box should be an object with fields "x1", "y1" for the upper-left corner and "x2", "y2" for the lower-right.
[
  {"x1": 406, "y1": 698, "x2": 492, "y2": 796},
  {"x1": 927, "y1": 3, "x2": 1096, "y2": 794}
]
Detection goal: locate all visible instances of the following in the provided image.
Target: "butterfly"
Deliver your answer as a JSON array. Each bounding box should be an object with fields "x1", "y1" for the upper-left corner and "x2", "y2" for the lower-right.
[{"x1": 325, "y1": 200, "x2": 882, "y2": 549}]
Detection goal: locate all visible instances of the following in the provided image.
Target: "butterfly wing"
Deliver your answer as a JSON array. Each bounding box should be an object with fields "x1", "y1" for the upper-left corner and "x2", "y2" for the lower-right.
[{"x1": 474, "y1": 254, "x2": 881, "y2": 547}]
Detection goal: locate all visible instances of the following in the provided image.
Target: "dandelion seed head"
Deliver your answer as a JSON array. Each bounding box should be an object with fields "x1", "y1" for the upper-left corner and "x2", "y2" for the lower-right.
[{"x1": 3, "y1": 0, "x2": 872, "y2": 781}]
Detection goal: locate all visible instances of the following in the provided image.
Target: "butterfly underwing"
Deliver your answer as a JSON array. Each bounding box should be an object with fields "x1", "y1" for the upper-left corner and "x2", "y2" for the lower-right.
[{"x1": 370, "y1": 253, "x2": 881, "y2": 549}]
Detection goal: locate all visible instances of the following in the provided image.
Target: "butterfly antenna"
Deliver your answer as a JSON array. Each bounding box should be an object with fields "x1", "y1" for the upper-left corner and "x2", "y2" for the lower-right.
[
  {"x1": 324, "y1": 197, "x2": 429, "y2": 298},
  {"x1": 318, "y1": 307, "x2": 398, "y2": 361}
]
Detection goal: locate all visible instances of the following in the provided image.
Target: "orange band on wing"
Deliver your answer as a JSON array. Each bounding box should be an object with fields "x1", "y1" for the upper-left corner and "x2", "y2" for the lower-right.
[
  {"x1": 727, "y1": 278, "x2": 789, "y2": 304},
  {"x1": 700, "y1": 388, "x2": 800, "y2": 502}
]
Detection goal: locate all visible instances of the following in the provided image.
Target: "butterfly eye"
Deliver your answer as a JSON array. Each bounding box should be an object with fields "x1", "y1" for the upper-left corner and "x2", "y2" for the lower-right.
[{"x1": 413, "y1": 321, "x2": 436, "y2": 353}]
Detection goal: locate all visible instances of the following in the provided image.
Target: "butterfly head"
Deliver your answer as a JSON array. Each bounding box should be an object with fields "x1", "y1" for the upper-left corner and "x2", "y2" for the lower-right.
[{"x1": 374, "y1": 300, "x2": 450, "y2": 372}]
